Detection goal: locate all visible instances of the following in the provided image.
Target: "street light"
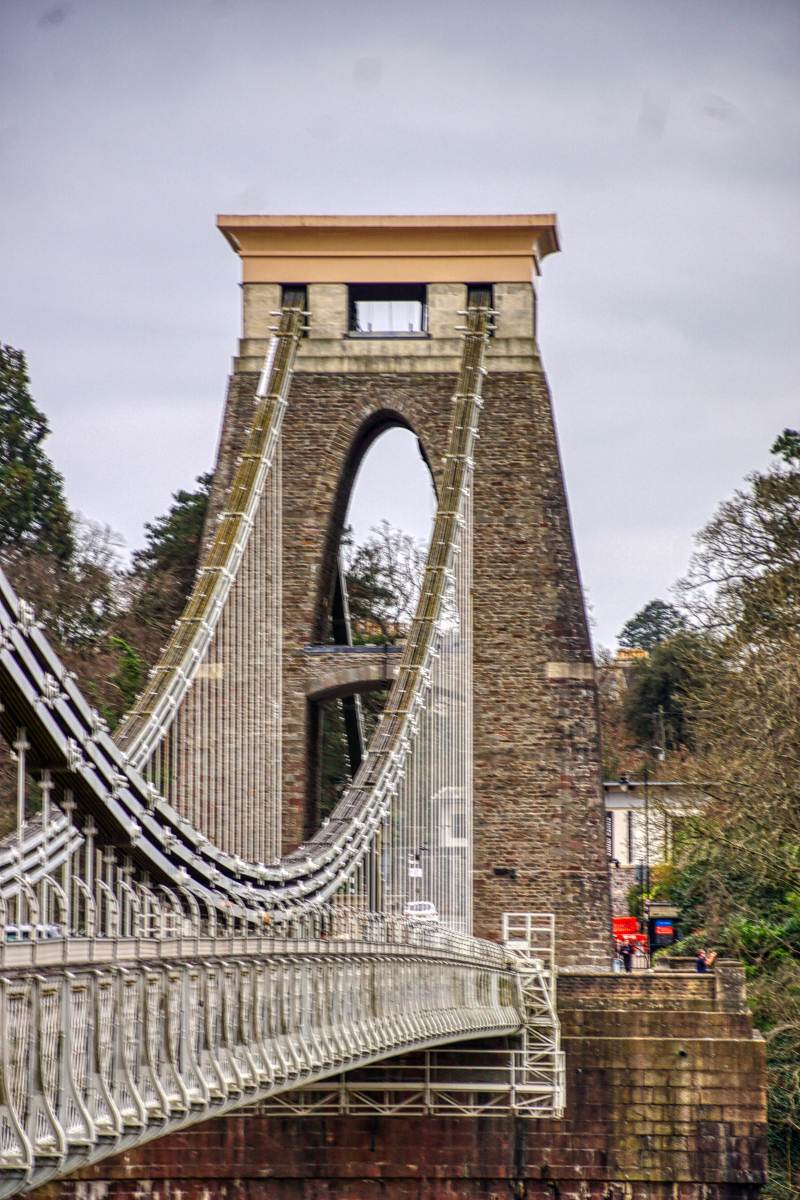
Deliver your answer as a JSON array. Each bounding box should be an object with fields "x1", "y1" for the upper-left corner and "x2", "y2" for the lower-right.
[
  {"x1": 410, "y1": 846, "x2": 429, "y2": 902},
  {"x1": 642, "y1": 761, "x2": 651, "y2": 957}
]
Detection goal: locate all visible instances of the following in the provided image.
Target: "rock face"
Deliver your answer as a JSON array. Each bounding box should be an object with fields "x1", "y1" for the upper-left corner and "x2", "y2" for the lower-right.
[
  {"x1": 199, "y1": 279, "x2": 611, "y2": 965},
  {"x1": 31, "y1": 964, "x2": 767, "y2": 1199}
]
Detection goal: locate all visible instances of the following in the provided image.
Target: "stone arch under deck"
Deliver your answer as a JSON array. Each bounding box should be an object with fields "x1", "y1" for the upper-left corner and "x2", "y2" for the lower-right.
[
  {"x1": 302, "y1": 644, "x2": 401, "y2": 840},
  {"x1": 304, "y1": 655, "x2": 399, "y2": 705}
]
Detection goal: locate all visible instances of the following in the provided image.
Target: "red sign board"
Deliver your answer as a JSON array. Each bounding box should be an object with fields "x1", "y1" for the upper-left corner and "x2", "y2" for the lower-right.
[{"x1": 613, "y1": 917, "x2": 639, "y2": 935}]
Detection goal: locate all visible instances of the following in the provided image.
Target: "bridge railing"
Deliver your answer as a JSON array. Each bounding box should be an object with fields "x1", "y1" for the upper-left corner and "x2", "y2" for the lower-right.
[
  {"x1": 0, "y1": 928, "x2": 523, "y2": 1195},
  {"x1": 256, "y1": 910, "x2": 565, "y2": 1122},
  {"x1": 0, "y1": 811, "x2": 514, "y2": 973}
]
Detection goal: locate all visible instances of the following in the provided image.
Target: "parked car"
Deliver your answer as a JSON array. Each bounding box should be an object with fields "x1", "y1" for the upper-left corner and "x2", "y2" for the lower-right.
[{"x1": 403, "y1": 900, "x2": 439, "y2": 923}]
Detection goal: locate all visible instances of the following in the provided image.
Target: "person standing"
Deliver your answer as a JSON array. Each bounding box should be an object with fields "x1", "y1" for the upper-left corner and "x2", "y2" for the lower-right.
[
  {"x1": 696, "y1": 948, "x2": 717, "y2": 973},
  {"x1": 620, "y1": 941, "x2": 634, "y2": 973}
]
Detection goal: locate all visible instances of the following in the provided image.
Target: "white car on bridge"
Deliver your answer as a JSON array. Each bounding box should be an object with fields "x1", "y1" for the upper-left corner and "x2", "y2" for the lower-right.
[{"x1": 403, "y1": 900, "x2": 439, "y2": 922}]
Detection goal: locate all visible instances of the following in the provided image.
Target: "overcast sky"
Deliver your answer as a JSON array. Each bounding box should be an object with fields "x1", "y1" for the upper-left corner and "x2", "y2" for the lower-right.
[{"x1": 1, "y1": 0, "x2": 797, "y2": 648}]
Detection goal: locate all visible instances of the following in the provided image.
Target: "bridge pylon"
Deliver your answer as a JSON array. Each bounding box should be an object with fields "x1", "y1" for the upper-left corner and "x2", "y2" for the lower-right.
[{"x1": 210, "y1": 215, "x2": 611, "y2": 965}]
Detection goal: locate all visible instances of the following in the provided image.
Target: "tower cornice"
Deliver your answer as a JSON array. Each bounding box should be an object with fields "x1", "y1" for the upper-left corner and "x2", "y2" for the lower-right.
[{"x1": 216, "y1": 213, "x2": 560, "y2": 283}]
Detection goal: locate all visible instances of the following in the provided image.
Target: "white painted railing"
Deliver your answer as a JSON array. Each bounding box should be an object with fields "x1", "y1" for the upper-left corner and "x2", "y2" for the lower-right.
[{"x1": 0, "y1": 920, "x2": 522, "y2": 1195}]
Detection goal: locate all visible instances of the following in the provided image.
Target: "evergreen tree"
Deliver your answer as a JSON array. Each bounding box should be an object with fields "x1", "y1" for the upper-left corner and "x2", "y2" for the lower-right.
[
  {"x1": 131, "y1": 473, "x2": 213, "y2": 635},
  {"x1": 618, "y1": 598, "x2": 684, "y2": 651},
  {"x1": 0, "y1": 344, "x2": 73, "y2": 560},
  {"x1": 622, "y1": 632, "x2": 702, "y2": 754},
  {"x1": 133, "y1": 472, "x2": 213, "y2": 593}
]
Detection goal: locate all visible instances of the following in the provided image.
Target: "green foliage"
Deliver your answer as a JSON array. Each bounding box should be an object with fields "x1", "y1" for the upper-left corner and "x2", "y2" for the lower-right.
[
  {"x1": 627, "y1": 883, "x2": 644, "y2": 919},
  {"x1": 622, "y1": 632, "x2": 702, "y2": 752},
  {"x1": 662, "y1": 431, "x2": 800, "y2": 1195},
  {"x1": 618, "y1": 598, "x2": 684, "y2": 651},
  {"x1": 771, "y1": 428, "x2": 800, "y2": 466},
  {"x1": 109, "y1": 637, "x2": 142, "y2": 710},
  {"x1": 131, "y1": 473, "x2": 213, "y2": 636},
  {"x1": 627, "y1": 864, "x2": 675, "y2": 918},
  {"x1": 0, "y1": 344, "x2": 73, "y2": 561},
  {"x1": 319, "y1": 700, "x2": 350, "y2": 822},
  {"x1": 133, "y1": 473, "x2": 213, "y2": 591}
]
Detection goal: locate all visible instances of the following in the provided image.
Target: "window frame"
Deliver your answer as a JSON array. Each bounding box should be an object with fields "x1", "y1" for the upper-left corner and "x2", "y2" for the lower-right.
[{"x1": 347, "y1": 284, "x2": 428, "y2": 338}]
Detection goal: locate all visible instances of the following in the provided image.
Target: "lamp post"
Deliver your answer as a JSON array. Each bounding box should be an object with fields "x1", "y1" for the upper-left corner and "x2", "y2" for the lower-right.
[
  {"x1": 643, "y1": 762, "x2": 650, "y2": 899},
  {"x1": 642, "y1": 761, "x2": 651, "y2": 958},
  {"x1": 411, "y1": 846, "x2": 429, "y2": 903}
]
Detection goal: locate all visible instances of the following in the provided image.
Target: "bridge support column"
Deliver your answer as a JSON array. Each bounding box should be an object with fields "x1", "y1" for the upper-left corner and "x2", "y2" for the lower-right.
[{"x1": 203, "y1": 216, "x2": 613, "y2": 965}]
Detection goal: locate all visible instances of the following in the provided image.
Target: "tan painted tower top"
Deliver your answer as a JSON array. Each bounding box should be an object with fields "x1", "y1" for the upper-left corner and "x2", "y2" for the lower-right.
[{"x1": 217, "y1": 214, "x2": 560, "y2": 284}]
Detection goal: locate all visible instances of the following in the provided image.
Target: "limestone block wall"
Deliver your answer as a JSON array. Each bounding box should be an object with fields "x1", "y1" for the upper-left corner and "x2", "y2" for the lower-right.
[
  {"x1": 239, "y1": 281, "x2": 534, "y2": 343},
  {"x1": 493, "y1": 282, "x2": 536, "y2": 339},
  {"x1": 242, "y1": 283, "x2": 283, "y2": 339},
  {"x1": 307, "y1": 284, "x2": 348, "y2": 339},
  {"x1": 426, "y1": 283, "x2": 468, "y2": 338},
  {"x1": 610, "y1": 865, "x2": 637, "y2": 919}
]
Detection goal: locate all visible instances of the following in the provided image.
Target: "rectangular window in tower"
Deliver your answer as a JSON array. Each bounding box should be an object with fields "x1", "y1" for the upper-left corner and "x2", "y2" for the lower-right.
[
  {"x1": 452, "y1": 813, "x2": 467, "y2": 840},
  {"x1": 348, "y1": 284, "x2": 427, "y2": 336}
]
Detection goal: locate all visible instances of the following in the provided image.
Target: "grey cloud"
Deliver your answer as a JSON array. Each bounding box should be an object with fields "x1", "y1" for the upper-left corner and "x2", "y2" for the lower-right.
[{"x1": 0, "y1": 0, "x2": 797, "y2": 646}]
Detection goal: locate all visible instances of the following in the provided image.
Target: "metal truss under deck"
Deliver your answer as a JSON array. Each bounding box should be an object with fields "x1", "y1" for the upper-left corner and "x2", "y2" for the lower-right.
[{"x1": 255, "y1": 915, "x2": 564, "y2": 1120}]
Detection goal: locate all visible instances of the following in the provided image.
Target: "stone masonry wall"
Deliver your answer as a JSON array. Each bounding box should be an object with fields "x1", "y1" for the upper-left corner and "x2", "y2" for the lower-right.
[
  {"x1": 196, "y1": 357, "x2": 611, "y2": 966},
  {"x1": 280, "y1": 370, "x2": 606, "y2": 964},
  {"x1": 610, "y1": 866, "x2": 637, "y2": 920}
]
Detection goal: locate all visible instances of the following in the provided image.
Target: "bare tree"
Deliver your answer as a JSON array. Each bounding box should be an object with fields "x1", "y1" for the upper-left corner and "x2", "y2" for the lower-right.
[{"x1": 343, "y1": 520, "x2": 427, "y2": 641}]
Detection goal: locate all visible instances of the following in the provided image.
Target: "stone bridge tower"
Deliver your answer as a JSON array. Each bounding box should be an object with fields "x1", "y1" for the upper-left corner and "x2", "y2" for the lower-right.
[{"x1": 211, "y1": 215, "x2": 611, "y2": 966}]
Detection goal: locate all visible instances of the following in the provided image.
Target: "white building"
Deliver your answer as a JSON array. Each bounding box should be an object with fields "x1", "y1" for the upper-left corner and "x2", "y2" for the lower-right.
[{"x1": 603, "y1": 780, "x2": 701, "y2": 868}]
